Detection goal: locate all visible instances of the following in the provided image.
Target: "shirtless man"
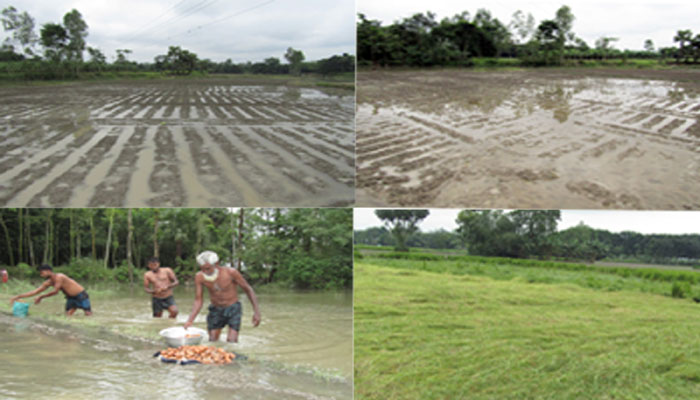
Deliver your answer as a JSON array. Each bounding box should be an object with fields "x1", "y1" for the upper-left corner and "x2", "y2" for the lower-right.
[
  {"x1": 184, "y1": 251, "x2": 261, "y2": 342},
  {"x1": 9, "y1": 264, "x2": 92, "y2": 316},
  {"x1": 143, "y1": 257, "x2": 179, "y2": 318}
]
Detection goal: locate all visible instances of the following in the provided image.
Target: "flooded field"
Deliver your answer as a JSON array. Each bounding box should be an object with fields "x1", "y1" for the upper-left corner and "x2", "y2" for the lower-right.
[
  {"x1": 356, "y1": 69, "x2": 700, "y2": 208},
  {"x1": 0, "y1": 286, "x2": 352, "y2": 399},
  {"x1": 0, "y1": 79, "x2": 354, "y2": 207}
]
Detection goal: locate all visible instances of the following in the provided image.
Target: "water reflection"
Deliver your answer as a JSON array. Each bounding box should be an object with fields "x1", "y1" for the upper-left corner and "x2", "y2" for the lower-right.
[{"x1": 364, "y1": 71, "x2": 699, "y2": 127}]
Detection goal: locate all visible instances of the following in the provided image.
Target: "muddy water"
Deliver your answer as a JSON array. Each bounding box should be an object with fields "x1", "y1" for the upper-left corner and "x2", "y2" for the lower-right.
[
  {"x1": 356, "y1": 69, "x2": 700, "y2": 209},
  {"x1": 0, "y1": 287, "x2": 351, "y2": 399},
  {"x1": 0, "y1": 81, "x2": 354, "y2": 207}
]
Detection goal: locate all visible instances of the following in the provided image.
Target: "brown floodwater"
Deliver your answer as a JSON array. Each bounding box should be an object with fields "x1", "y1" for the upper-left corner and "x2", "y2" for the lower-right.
[
  {"x1": 356, "y1": 68, "x2": 700, "y2": 209},
  {"x1": 0, "y1": 80, "x2": 354, "y2": 207},
  {"x1": 0, "y1": 286, "x2": 352, "y2": 399}
]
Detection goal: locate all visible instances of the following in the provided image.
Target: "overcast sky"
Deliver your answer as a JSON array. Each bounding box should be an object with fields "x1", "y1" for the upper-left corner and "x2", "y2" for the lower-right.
[
  {"x1": 4, "y1": 0, "x2": 355, "y2": 63},
  {"x1": 354, "y1": 209, "x2": 700, "y2": 235},
  {"x1": 357, "y1": 0, "x2": 697, "y2": 51}
]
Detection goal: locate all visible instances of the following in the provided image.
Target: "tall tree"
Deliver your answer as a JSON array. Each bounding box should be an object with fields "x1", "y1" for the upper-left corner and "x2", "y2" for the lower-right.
[
  {"x1": 18, "y1": 208, "x2": 23, "y2": 263},
  {"x1": 42, "y1": 209, "x2": 53, "y2": 264},
  {"x1": 1, "y1": 6, "x2": 38, "y2": 56},
  {"x1": 674, "y1": 29, "x2": 693, "y2": 63},
  {"x1": 26, "y1": 209, "x2": 35, "y2": 266},
  {"x1": 510, "y1": 10, "x2": 535, "y2": 44},
  {"x1": 375, "y1": 209, "x2": 430, "y2": 252},
  {"x1": 40, "y1": 22, "x2": 68, "y2": 61},
  {"x1": 237, "y1": 209, "x2": 244, "y2": 270},
  {"x1": 104, "y1": 209, "x2": 114, "y2": 269},
  {"x1": 62, "y1": 9, "x2": 87, "y2": 65},
  {"x1": 554, "y1": 5, "x2": 575, "y2": 47},
  {"x1": 127, "y1": 208, "x2": 133, "y2": 284},
  {"x1": 644, "y1": 39, "x2": 655, "y2": 53},
  {"x1": 153, "y1": 208, "x2": 160, "y2": 258},
  {"x1": 89, "y1": 209, "x2": 97, "y2": 260},
  {"x1": 0, "y1": 213, "x2": 13, "y2": 266},
  {"x1": 284, "y1": 47, "x2": 305, "y2": 76}
]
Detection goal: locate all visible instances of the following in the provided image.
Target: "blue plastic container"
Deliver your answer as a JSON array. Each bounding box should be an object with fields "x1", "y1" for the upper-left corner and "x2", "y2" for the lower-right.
[{"x1": 12, "y1": 301, "x2": 29, "y2": 317}]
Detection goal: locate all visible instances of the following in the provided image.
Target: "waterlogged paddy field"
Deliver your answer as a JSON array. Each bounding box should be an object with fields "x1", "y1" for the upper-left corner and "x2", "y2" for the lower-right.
[
  {"x1": 0, "y1": 79, "x2": 354, "y2": 207},
  {"x1": 354, "y1": 262, "x2": 700, "y2": 400},
  {"x1": 357, "y1": 69, "x2": 700, "y2": 208},
  {"x1": 0, "y1": 285, "x2": 352, "y2": 400}
]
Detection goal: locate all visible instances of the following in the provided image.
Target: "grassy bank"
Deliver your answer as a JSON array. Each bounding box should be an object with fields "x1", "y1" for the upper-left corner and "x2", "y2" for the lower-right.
[
  {"x1": 357, "y1": 249, "x2": 700, "y2": 295},
  {"x1": 0, "y1": 70, "x2": 355, "y2": 90},
  {"x1": 359, "y1": 58, "x2": 698, "y2": 71},
  {"x1": 355, "y1": 261, "x2": 700, "y2": 399}
]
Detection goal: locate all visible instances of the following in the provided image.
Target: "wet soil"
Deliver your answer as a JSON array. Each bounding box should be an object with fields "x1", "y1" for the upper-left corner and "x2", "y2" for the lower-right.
[
  {"x1": 356, "y1": 68, "x2": 700, "y2": 209},
  {"x1": 0, "y1": 79, "x2": 354, "y2": 207}
]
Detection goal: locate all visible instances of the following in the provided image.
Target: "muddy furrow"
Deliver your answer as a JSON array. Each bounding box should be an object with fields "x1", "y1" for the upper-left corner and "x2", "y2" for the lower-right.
[
  {"x1": 1, "y1": 123, "x2": 102, "y2": 206},
  {"x1": 89, "y1": 126, "x2": 148, "y2": 207},
  {"x1": 250, "y1": 126, "x2": 354, "y2": 188},
  {"x1": 227, "y1": 126, "x2": 328, "y2": 196}
]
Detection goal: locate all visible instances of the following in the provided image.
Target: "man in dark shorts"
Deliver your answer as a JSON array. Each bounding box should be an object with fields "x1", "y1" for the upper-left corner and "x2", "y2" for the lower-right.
[
  {"x1": 9, "y1": 264, "x2": 92, "y2": 316},
  {"x1": 184, "y1": 251, "x2": 261, "y2": 342},
  {"x1": 143, "y1": 257, "x2": 179, "y2": 318}
]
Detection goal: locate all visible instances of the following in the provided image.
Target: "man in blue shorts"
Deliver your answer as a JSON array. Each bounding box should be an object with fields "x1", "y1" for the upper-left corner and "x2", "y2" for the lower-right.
[{"x1": 9, "y1": 264, "x2": 92, "y2": 316}]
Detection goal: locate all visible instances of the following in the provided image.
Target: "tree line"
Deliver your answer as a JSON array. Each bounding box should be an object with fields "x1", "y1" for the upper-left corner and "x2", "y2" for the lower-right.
[
  {"x1": 0, "y1": 208, "x2": 353, "y2": 289},
  {"x1": 358, "y1": 5, "x2": 700, "y2": 67},
  {"x1": 355, "y1": 210, "x2": 700, "y2": 266},
  {"x1": 0, "y1": 6, "x2": 354, "y2": 80}
]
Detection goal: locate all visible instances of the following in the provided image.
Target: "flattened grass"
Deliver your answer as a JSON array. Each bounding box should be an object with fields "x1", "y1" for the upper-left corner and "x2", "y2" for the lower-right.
[{"x1": 354, "y1": 262, "x2": 700, "y2": 399}]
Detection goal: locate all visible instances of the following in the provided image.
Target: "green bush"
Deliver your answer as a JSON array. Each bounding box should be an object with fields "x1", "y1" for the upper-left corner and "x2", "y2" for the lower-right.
[
  {"x1": 56, "y1": 258, "x2": 113, "y2": 282},
  {"x1": 5, "y1": 263, "x2": 36, "y2": 280},
  {"x1": 279, "y1": 256, "x2": 351, "y2": 289},
  {"x1": 368, "y1": 251, "x2": 700, "y2": 285},
  {"x1": 112, "y1": 262, "x2": 134, "y2": 283},
  {"x1": 671, "y1": 282, "x2": 691, "y2": 298}
]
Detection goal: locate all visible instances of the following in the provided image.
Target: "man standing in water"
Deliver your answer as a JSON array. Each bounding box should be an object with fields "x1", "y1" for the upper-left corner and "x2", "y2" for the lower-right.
[
  {"x1": 184, "y1": 251, "x2": 261, "y2": 342},
  {"x1": 143, "y1": 257, "x2": 179, "y2": 318},
  {"x1": 9, "y1": 264, "x2": 92, "y2": 316}
]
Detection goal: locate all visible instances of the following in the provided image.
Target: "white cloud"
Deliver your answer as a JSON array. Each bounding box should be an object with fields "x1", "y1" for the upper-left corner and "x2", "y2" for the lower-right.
[{"x1": 4, "y1": 0, "x2": 355, "y2": 62}]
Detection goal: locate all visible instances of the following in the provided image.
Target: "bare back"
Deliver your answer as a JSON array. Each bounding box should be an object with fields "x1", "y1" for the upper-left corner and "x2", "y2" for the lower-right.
[{"x1": 52, "y1": 273, "x2": 84, "y2": 297}]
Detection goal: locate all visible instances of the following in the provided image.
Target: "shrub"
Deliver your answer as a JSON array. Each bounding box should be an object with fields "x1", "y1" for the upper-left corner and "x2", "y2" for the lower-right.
[
  {"x1": 671, "y1": 282, "x2": 691, "y2": 298},
  {"x1": 278, "y1": 256, "x2": 351, "y2": 289},
  {"x1": 56, "y1": 258, "x2": 113, "y2": 282}
]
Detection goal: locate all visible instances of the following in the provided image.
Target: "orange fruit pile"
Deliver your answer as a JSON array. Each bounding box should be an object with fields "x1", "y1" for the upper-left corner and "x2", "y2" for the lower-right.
[{"x1": 160, "y1": 345, "x2": 236, "y2": 364}]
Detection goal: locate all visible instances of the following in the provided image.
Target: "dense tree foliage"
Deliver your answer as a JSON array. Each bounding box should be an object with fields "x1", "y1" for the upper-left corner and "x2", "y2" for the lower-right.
[
  {"x1": 358, "y1": 6, "x2": 700, "y2": 67},
  {"x1": 355, "y1": 227, "x2": 462, "y2": 249},
  {"x1": 0, "y1": 5, "x2": 355, "y2": 81},
  {"x1": 375, "y1": 210, "x2": 430, "y2": 252},
  {"x1": 0, "y1": 208, "x2": 352, "y2": 289},
  {"x1": 357, "y1": 210, "x2": 700, "y2": 265},
  {"x1": 154, "y1": 45, "x2": 198, "y2": 75}
]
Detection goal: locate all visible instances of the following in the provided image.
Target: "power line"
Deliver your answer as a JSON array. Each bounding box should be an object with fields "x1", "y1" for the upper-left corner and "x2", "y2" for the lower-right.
[
  {"x1": 121, "y1": 0, "x2": 191, "y2": 42},
  {"x1": 164, "y1": 0, "x2": 276, "y2": 42},
  {"x1": 122, "y1": 0, "x2": 221, "y2": 45}
]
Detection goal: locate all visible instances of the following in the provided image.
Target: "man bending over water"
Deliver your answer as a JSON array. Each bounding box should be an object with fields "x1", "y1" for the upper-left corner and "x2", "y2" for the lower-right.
[
  {"x1": 143, "y1": 257, "x2": 179, "y2": 318},
  {"x1": 184, "y1": 251, "x2": 261, "y2": 342},
  {"x1": 9, "y1": 264, "x2": 92, "y2": 316}
]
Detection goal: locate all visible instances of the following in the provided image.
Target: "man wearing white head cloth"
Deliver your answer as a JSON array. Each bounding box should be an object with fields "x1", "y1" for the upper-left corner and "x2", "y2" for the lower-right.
[{"x1": 184, "y1": 250, "x2": 261, "y2": 342}]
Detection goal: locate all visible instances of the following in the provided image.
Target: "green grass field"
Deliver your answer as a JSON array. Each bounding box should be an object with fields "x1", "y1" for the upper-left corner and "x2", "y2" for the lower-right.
[
  {"x1": 0, "y1": 69, "x2": 355, "y2": 90},
  {"x1": 354, "y1": 258, "x2": 700, "y2": 399}
]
